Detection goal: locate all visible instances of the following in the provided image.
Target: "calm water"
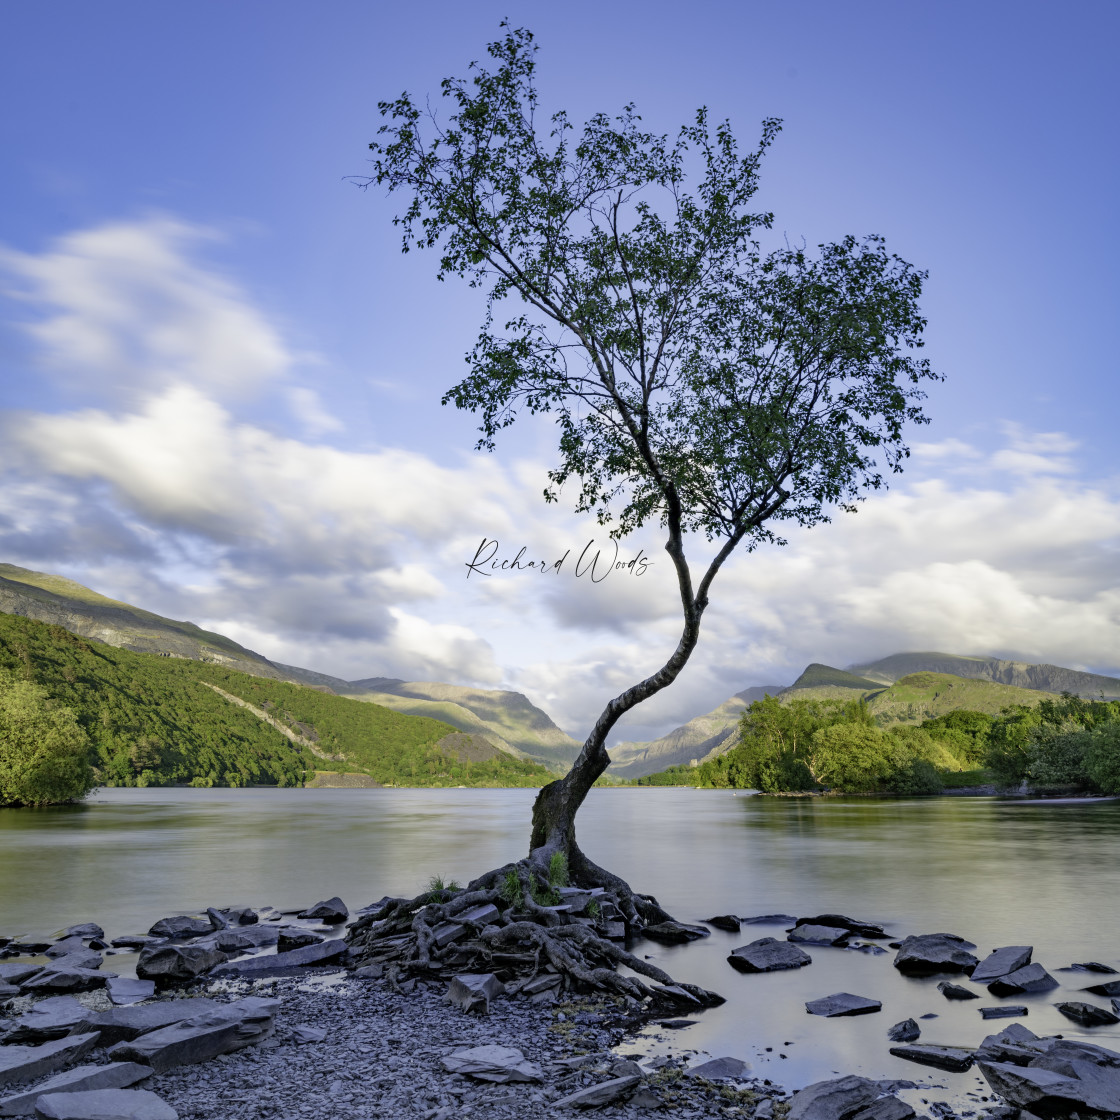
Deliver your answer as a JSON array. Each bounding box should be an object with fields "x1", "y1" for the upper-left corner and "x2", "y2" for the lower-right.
[{"x1": 3, "y1": 788, "x2": 1119, "y2": 1097}]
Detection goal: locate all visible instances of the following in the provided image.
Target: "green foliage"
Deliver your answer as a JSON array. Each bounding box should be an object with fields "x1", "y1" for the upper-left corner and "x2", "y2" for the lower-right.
[
  {"x1": 499, "y1": 869, "x2": 523, "y2": 909},
  {"x1": 423, "y1": 874, "x2": 463, "y2": 903},
  {"x1": 1084, "y1": 724, "x2": 1120, "y2": 794},
  {"x1": 548, "y1": 850, "x2": 569, "y2": 889},
  {"x1": 0, "y1": 668, "x2": 96, "y2": 806}
]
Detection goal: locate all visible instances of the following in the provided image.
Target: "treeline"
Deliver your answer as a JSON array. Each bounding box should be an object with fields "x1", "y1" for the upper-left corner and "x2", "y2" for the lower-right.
[{"x1": 635, "y1": 693, "x2": 1120, "y2": 795}]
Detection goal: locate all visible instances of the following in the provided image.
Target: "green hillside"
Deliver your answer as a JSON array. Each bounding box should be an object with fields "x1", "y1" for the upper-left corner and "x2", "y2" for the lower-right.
[
  {"x1": 0, "y1": 612, "x2": 553, "y2": 798},
  {"x1": 868, "y1": 671, "x2": 1057, "y2": 723},
  {"x1": 787, "y1": 663, "x2": 882, "y2": 691}
]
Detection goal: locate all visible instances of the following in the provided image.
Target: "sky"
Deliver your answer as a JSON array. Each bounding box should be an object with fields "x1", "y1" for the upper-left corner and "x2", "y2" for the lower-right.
[{"x1": 0, "y1": 0, "x2": 1117, "y2": 745}]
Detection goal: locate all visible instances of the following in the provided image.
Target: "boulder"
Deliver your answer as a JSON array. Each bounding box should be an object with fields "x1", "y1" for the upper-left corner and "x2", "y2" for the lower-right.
[
  {"x1": 45, "y1": 940, "x2": 85, "y2": 961},
  {"x1": 1081, "y1": 979, "x2": 1120, "y2": 997},
  {"x1": 886, "y1": 1019, "x2": 920, "y2": 1043},
  {"x1": 888, "y1": 1045, "x2": 974, "y2": 1072},
  {"x1": 787, "y1": 1074, "x2": 880, "y2": 1120},
  {"x1": 146, "y1": 917, "x2": 210, "y2": 940},
  {"x1": 445, "y1": 973, "x2": 504, "y2": 1015},
  {"x1": 980, "y1": 1006, "x2": 1028, "y2": 1020},
  {"x1": 805, "y1": 993, "x2": 882, "y2": 1018},
  {"x1": 4, "y1": 999, "x2": 96, "y2": 1044},
  {"x1": 852, "y1": 1099, "x2": 915, "y2": 1120},
  {"x1": 440, "y1": 1044, "x2": 543, "y2": 1083},
  {"x1": 892, "y1": 933, "x2": 978, "y2": 976},
  {"x1": 33, "y1": 1088, "x2": 177, "y2": 1119},
  {"x1": 978, "y1": 1057, "x2": 1120, "y2": 1115},
  {"x1": 275, "y1": 928, "x2": 323, "y2": 953},
  {"x1": 970, "y1": 946, "x2": 1033, "y2": 984},
  {"x1": 105, "y1": 980, "x2": 156, "y2": 1007},
  {"x1": 686, "y1": 1056, "x2": 750, "y2": 1079},
  {"x1": 0, "y1": 1036, "x2": 100, "y2": 1089},
  {"x1": 19, "y1": 969, "x2": 108, "y2": 995},
  {"x1": 794, "y1": 915, "x2": 887, "y2": 939},
  {"x1": 0, "y1": 1064, "x2": 150, "y2": 1117},
  {"x1": 295, "y1": 898, "x2": 348, "y2": 924},
  {"x1": 728, "y1": 938, "x2": 812, "y2": 973},
  {"x1": 107, "y1": 998, "x2": 279, "y2": 1073},
  {"x1": 57, "y1": 926, "x2": 104, "y2": 942},
  {"x1": 209, "y1": 938, "x2": 348, "y2": 976},
  {"x1": 975, "y1": 1024, "x2": 1046, "y2": 1065},
  {"x1": 135, "y1": 946, "x2": 224, "y2": 988},
  {"x1": 88, "y1": 999, "x2": 220, "y2": 1046},
  {"x1": 215, "y1": 908, "x2": 257, "y2": 927},
  {"x1": 704, "y1": 915, "x2": 741, "y2": 933},
  {"x1": 937, "y1": 981, "x2": 978, "y2": 1000},
  {"x1": 1054, "y1": 1001, "x2": 1120, "y2": 1027},
  {"x1": 641, "y1": 922, "x2": 710, "y2": 945},
  {"x1": 554, "y1": 1075, "x2": 641, "y2": 1108},
  {"x1": 987, "y1": 963, "x2": 1058, "y2": 996},
  {"x1": 789, "y1": 925, "x2": 850, "y2": 946}
]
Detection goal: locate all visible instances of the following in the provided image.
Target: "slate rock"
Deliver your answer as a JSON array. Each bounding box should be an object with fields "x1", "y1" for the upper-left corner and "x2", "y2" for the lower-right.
[
  {"x1": 794, "y1": 914, "x2": 887, "y2": 939},
  {"x1": 108, "y1": 998, "x2": 279, "y2": 1073},
  {"x1": 686, "y1": 1056, "x2": 750, "y2": 1079},
  {"x1": 658, "y1": 1019, "x2": 696, "y2": 1029},
  {"x1": 295, "y1": 898, "x2": 348, "y2": 924},
  {"x1": 46, "y1": 952, "x2": 101, "y2": 974},
  {"x1": 289, "y1": 1026, "x2": 326, "y2": 1044},
  {"x1": 0, "y1": 1063, "x2": 151, "y2": 1117},
  {"x1": 135, "y1": 946, "x2": 224, "y2": 988},
  {"x1": 458, "y1": 903, "x2": 501, "y2": 928},
  {"x1": 937, "y1": 981, "x2": 978, "y2": 1000},
  {"x1": 975, "y1": 1024, "x2": 1045, "y2": 1065},
  {"x1": 652, "y1": 983, "x2": 703, "y2": 1007},
  {"x1": 440, "y1": 1044, "x2": 543, "y2": 1083},
  {"x1": 1081, "y1": 979, "x2": 1120, "y2": 997},
  {"x1": 34, "y1": 1087, "x2": 177, "y2": 1119},
  {"x1": 88, "y1": 999, "x2": 219, "y2": 1046},
  {"x1": 1055, "y1": 1001, "x2": 1120, "y2": 1027},
  {"x1": 216, "y1": 908, "x2": 257, "y2": 927},
  {"x1": 105, "y1": 980, "x2": 155, "y2": 1007},
  {"x1": 1069, "y1": 961, "x2": 1117, "y2": 974},
  {"x1": 728, "y1": 938, "x2": 812, "y2": 973},
  {"x1": 275, "y1": 928, "x2": 323, "y2": 953},
  {"x1": 893, "y1": 933, "x2": 978, "y2": 976},
  {"x1": 57, "y1": 926, "x2": 104, "y2": 943},
  {"x1": 970, "y1": 947, "x2": 1033, "y2": 984},
  {"x1": 145, "y1": 917, "x2": 211, "y2": 940},
  {"x1": 0, "y1": 1035, "x2": 100, "y2": 1089},
  {"x1": 851, "y1": 1099, "x2": 915, "y2": 1120},
  {"x1": 787, "y1": 1074, "x2": 881, "y2": 1120},
  {"x1": 554, "y1": 1075, "x2": 641, "y2": 1108},
  {"x1": 0, "y1": 985, "x2": 17, "y2": 999},
  {"x1": 107, "y1": 940, "x2": 156, "y2": 952},
  {"x1": 209, "y1": 937, "x2": 348, "y2": 975},
  {"x1": 642, "y1": 922, "x2": 710, "y2": 945},
  {"x1": 977, "y1": 1057, "x2": 1120, "y2": 1115},
  {"x1": 888, "y1": 1045, "x2": 974, "y2": 1072},
  {"x1": 741, "y1": 914, "x2": 797, "y2": 926},
  {"x1": 980, "y1": 1006, "x2": 1028, "y2": 1020},
  {"x1": 430, "y1": 922, "x2": 465, "y2": 949},
  {"x1": 805, "y1": 993, "x2": 882, "y2": 1017},
  {"x1": 704, "y1": 915, "x2": 741, "y2": 933},
  {"x1": 4, "y1": 999, "x2": 95, "y2": 1044},
  {"x1": 45, "y1": 940, "x2": 85, "y2": 961},
  {"x1": 20, "y1": 969, "x2": 107, "y2": 995},
  {"x1": 887, "y1": 1019, "x2": 920, "y2": 1043},
  {"x1": 987, "y1": 963, "x2": 1059, "y2": 996},
  {"x1": 789, "y1": 925, "x2": 851, "y2": 946},
  {"x1": 0, "y1": 966, "x2": 42, "y2": 986},
  {"x1": 445, "y1": 973, "x2": 504, "y2": 1015}
]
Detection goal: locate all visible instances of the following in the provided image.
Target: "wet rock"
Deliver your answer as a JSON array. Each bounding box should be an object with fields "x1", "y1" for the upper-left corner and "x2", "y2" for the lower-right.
[
  {"x1": 555, "y1": 890, "x2": 593, "y2": 915},
  {"x1": 980, "y1": 1006, "x2": 1028, "y2": 1020},
  {"x1": 0, "y1": 1064, "x2": 151, "y2": 1117},
  {"x1": 0, "y1": 1035, "x2": 100, "y2": 1089},
  {"x1": 789, "y1": 924, "x2": 850, "y2": 946},
  {"x1": 34, "y1": 1087, "x2": 177, "y2": 1119},
  {"x1": 794, "y1": 915, "x2": 888, "y2": 939},
  {"x1": 107, "y1": 998, "x2": 279, "y2": 1073},
  {"x1": 658, "y1": 1019, "x2": 696, "y2": 1029},
  {"x1": 215, "y1": 908, "x2": 257, "y2": 927},
  {"x1": 445, "y1": 973, "x2": 504, "y2": 1015},
  {"x1": 741, "y1": 914, "x2": 797, "y2": 926},
  {"x1": 45, "y1": 952, "x2": 101, "y2": 974},
  {"x1": 787, "y1": 1074, "x2": 880, "y2": 1120},
  {"x1": 641, "y1": 922, "x2": 710, "y2": 945},
  {"x1": 4, "y1": 998, "x2": 96, "y2": 1044},
  {"x1": 146, "y1": 917, "x2": 210, "y2": 940},
  {"x1": 0, "y1": 966, "x2": 42, "y2": 986},
  {"x1": 728, "y1": 938, "x2": 812, "y2": 973},
  {"x1": 105, "y1": 980, "x2": 156, "y2": 1007},
  {"x1": 888, "y1": 1045, "x2": 974, "y2": 1072},
  {"x1": 107, "y1": 940, "x2": 156, "y2": 952},
  {"x1": 45, "y1": 939, "x2": 85, "y2": 961},
  {"x1": 805, "y1": 993, "x2": 882, "y2": 1017},
  {"x1": 135, "y1": 946, "x2": 224, "y2": 989},
  {"x1": 686, "y1": 1056, "x2": 750, "y2": 1079},
  {"x1": 440, "y1": 1044, "x2": 543, "y2": 1083},
  {"x1": 209, "y1": 938, "x2": 348, "y2": 976},
  {"x1": 1068, "y1": 961, "x2": 1117, "y2": 974},
  {"x1": 975, "y1": 1023, "x2": 1044, "y2": 1065},
  {"x1": 19, "y1": 969, "x2": 108, "y2": 995},
  {"x1": 604, "y1": 922, "x2": 626, "y2": 941},
  {"x1": 295, "y1": 898, "x2": 348, "y2": 924},
  {"x1": 893, "y1": 933, "x2": 978, "y2": 976},
  {"x1": 554, "y1": 1074, "x2": 641, "y2": 1108},
  {"x1": 887, "y1": 1019, "x2": 920, "y2": 1043},
  {"x1": 937, "y1": 981, "x2": 978, "y2": 1000},
  {"x1": 977, "y1": 1057, "x2": 1120, "y2": 1115},
  {"x1": 986, "y1": 964, "x2": 1059, "y2": 996},
  {"x1": 57, "y1": 926, "x2": 104, "y2": 943},
  {"x1": 274, "y1": 928, "x2": 323, "y2": 952},
  {"x1": 970, "y1": 947, "x2": 1033, "y2": 984},
  {"x1": 1054, "y1": 1001, "x2": 1120, "y2": 1027},
  {"x1": 1081, "y1": 978, "x2": 1120, "y2": 997},
  {"x1": 703, "y1": 916, "x2": 741, "y2": 933},
  {"x1": 851, "y1": 1099, "x2": 915, "y2": 1120},
  {"x1": 88, "y1": 999, "x2": 220, "y2": 1046}
]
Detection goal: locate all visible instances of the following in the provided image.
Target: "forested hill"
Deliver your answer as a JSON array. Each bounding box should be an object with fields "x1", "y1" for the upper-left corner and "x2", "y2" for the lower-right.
[{"x1": 0, "y1": 612, "x2": 553, "y2": 794}]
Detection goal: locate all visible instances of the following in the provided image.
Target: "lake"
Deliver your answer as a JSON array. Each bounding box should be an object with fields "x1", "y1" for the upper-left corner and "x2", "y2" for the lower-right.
[{"x1": 3, "y1": 787, "x2": 1119, "y2": 1098}]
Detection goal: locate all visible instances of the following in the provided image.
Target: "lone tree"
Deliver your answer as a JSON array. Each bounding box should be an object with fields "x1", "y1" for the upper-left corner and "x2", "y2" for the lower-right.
[{"x1": 347, "y1": 26, "x2": 938, "y2": 1000}]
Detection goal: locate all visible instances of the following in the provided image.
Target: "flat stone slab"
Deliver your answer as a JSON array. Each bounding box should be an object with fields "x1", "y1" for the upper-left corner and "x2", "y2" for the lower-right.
[
  {"x1": 0, "y1": 1063, "x2": 151, "y2": 1117},
  {"x1": 888, "y1": 1045, "x2": 974, "y2": 1072},
  {"x1": 789, "y1": 924, "x2": 850, "y2": 946},
  {"x1": 728, "y1": 938, "x2": 812, "y2": 973},
  {"x1": 105, "y1": 980, "x2": 156, "y2": 1007},
  {"x1": 987, "y1": 963, "x2": 1058, "y2": 996},
  {"x1": 794, "y1": 914, "x2": 887, "y2": 939},
  {"x1": 274, "y1": 929, "x2": 322, "y2": 952},
  {"x1": 980, "y1": 1006, "x2": 1028, "y2": 1019},
  {"x1": 89, "y1": 999, "x2": 220, "y2": 1046},
  {"x1": 554, "y1": 1075, "x2": 640, "y2": 1108},
  {"x1": 4, "y1": 999, "x2": 96, "y2": 1044},
  {"x1": 57, "y1": 926, "x2": 104, "y2": 942},
  {"x1": 886, "y1": 1019, "x2": 920, "y2": 1042},
  {"x1": 788, "y1": 1074, "x2": 881, "y2": 1120},
  {"x1": 741, "y1": 914, "x2": 797, "y2": 926},
  {"x1": 34, "y1": 1088, "x2": 177, "y2": 1119},
  {"x1": 686, "y1": 1056, "x2": 750, "y2": 1079},
  {"x1": 893, "y1": 933, "x2": 978, "y2": 976},
  {"x1": 1055, "y1": 1001, "x2": 1120, "y2": 1027},
  {"x1": 0, "y1": 1036, "x2": 100, "y2": 1089},
  {"x1": 641, "y1": 922, "x2": 710, "y2": 945},
  {"x1": 0, "y1": 966, "x2": 43, "y2": 986},
  {"x1": 295, "y1": 897, "x2": 348, "y2": 924},
  {"x1": 977, "y1": 1058, "x2": 1120, "y2": 1115},
  {"x1": 970, "y1": 946, "x2": 1033, "y2": 983},
  {"x1": 440, "y1": 1045, "x2": 543, "y2": 1083},
  {"x1": 805, "y1": 993, "x2": 882, "y2": 1017},
  {"x1": 20, "y1": 969, "x2": 108, "y2": 995},
  {"x1": 209, "y1": 938, "x2": 347, "y2": 975}
]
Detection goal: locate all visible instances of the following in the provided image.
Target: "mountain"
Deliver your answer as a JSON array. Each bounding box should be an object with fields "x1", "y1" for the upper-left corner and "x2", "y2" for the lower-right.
[
  {"x1": 849, "y1": 651, "x2": 1120, "y2": 700},
  {"x1": 867, "y1": 671, "x2": 1057, "y2": 723},
  {"x1": 787, "y1": 663, "x2": 882, "y2": 691}
]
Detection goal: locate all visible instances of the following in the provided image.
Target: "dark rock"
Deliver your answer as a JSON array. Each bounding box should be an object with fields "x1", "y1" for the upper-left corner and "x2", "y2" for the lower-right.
[
  {"x1": 686, "y1": 1056, "x2": 750, "y2": 1079},
  {"x1": 741, "y1": 914, "x2": 798, "y2": 926},
  {"x1": 146, "y1": 917, "x2": 211, "y2": 940},
  {"x1": 6, "y1": 945, "x2": 48, "y2": 956},
  {"x1": 458, "y1": 903, "x2": 500, "y2": 928},
  {"x1": 430, "y1": 922, "x2": 465, "y2": 948},
  {"x1": 44, "y1": 939, "x2": 85, "y2": 960},
  {"x1": 728, "y1": 938, "x2": 812, "y2": 973},
  {"x1": 275, "y1": 928, "x2": 323, "y2": 952},
  {"x1": 977, "y1": 1057, "x2": 1120, "y2": 1115},
  {"x1": 34, "y1": 1087, "x2": 178, "y2": 1119},
  {"x1": 975, "y1": 1023, "x2": 1045, "y2": 1065},
  {"x1": 937, "y1": 981, "x2": 979, "y2": 1000},
  {"x1": 209, "y1": 937, "x2": 348, "y2": 976},
  {"x1": 893, "y1": 933, "x2": 978, "y2": 976},
  {"x1": 970, "y1": 946, "x2": 1033, "y2": 984},
  {"x1": 805, "y1": 993, "x2": 882, "y2": 1017},
  {"x1": 440, "y1": 1044, "x2": 543, "y2": 1082},
  {"x1": 105, "y1": 979, "x2": 156, "y2": 1007},
  {"x1": 789, "y1": 925, "x2": 851, "y2": 946},
  {"x1": 652, "y1": 984, "x2": 703, "y2": 1007},
  {"x1": 518, "y1": 975, "x2": 561, "y2": 997},
  {"x1": 4, "y1": 998, "x2": 96, "y2": 1044},
  {"x1": 554, "y1": 1075, "x2": 640, "y2": 1108},
  {"x1": 295, "y1": 897, "x2": 348, "y2": 924},
  {"x1": 0, "y1": 1063, "x2": 151, "y2": 1117},
  {"x1": 1054, "y1": 1001, "x2": 1120, "y2": 1027},
  {"x1": 0, "y1": 984, "x2": 17, "y2": 999},
  {"x1": 887, "y1": 1019, "x2": 921, "y2": 1043},
  {"x1": 45, "y1": 952, "x2": 101, "y2": 973},
  {"x1": 107, "y1": 997, "x2": 279, "y2": 1072},
  {"x1": 19, "y1": 969, "x2": 108, "y2": 995},
  {"x1": 794, "y1": 915, "x2": 888, "y2": 939},
  {"x1": 704, "y1": 915, "x2": 741, "y2": 933},
  {"x1": 554, "y1": 889, "x2": 593, "y2": 915},
  {"x1": 980, "y1": 1006, "x2": 1028, "y2": 1020},
  {"x1": 657, "y1": 1020, "x2": 696, "y2": 1029},
  {"x1": 88, "y1": 999, "x2": 220, "y2": 1046},
  {"x1": 135, "y1": 946, "x2": 224, "y2": 988},
  {"x1": 0, "y1": 965, "x2": 41, "y2": 986},
  {"x1": 108, "y1": 939, "x2": 157, "y2": 951},
  {"x1": 189, "y1": 931, "x2": 254, "y2": 955},
  {"x1": 888, "y1": 1045, "x2": 974, "y2": 1072},
  {"x1": 351, "y1": 965, "x2": 382, "y2": 981},
  {"x1": 641, "y1": 922, "x2": 710, "y2": 944},
  {"x1": 216, "y1": 908, "x2": 257, "y2": 926},
  {"x1": 851, "y1": 1099, "x2": 916, "y2": 1120},
  {"x1": 604, "y1": 922, "x2": 626, "y2": 941},
  {"x1": 446, "y1": 973, "x2": 504, "y2": 1014},
  {"x1": 787, "y1": 1074, "x2": 880, "y2": 1120},
  {"x1": 1081, "y1": 979, "x2": 1120, "y2": 997},
  {"x1": 57, "y1": 926, "x2": 104, "y2": 942},
  {"x1": 1068, "y1": 961, "x2": 1117, "y2": 974},
  {"x1": 987, "y1": 964, "x2": 1059, "y2": 996},
  {"x1": 0, "y1": 1035, "x2": 100, "y2": 1089}
]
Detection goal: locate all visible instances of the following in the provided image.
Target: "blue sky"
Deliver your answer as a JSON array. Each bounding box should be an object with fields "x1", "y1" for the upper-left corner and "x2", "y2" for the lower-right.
[{"x1": 1, "y1": 1, "x2": 1117, "y2": 742}]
